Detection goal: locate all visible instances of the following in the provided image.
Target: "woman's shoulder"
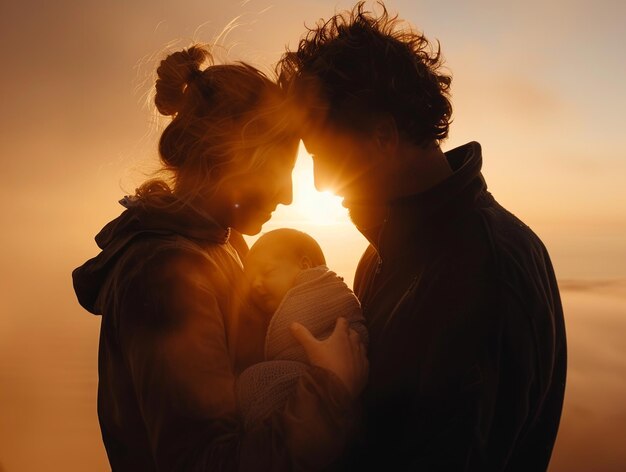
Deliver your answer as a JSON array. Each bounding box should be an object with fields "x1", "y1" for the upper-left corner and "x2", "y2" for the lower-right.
[
  {"x1": 108, "y1": 235, "x2": 245, "y2": 325},
  {"x1": 128, "y1": 234, "x2": 238, "y2": 275}
]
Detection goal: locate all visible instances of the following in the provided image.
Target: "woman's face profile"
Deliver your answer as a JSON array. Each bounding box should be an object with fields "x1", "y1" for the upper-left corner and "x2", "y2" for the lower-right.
[{"x1": 223, "y1": 140, "x2": 298, "y2": 235}]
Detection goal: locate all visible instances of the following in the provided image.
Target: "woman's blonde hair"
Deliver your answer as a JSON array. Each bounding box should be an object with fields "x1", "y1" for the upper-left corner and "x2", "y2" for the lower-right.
[{"x1": 137, "y1": 45, "x2": 298, "y2": 204}]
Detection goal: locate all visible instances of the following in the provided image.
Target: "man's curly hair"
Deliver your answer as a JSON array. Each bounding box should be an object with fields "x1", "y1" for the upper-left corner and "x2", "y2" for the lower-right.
[{"x1": 278, "y1": 2, "x2": 452, "y2": 146}]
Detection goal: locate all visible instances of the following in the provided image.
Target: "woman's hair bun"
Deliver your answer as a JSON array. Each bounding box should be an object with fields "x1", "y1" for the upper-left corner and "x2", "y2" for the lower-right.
[{"x1": 155, "y1": 46, "x2": 210, "y2": 116}]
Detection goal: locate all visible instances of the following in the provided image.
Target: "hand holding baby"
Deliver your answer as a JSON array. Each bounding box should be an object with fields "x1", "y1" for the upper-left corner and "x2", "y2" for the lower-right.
[{"x1": 290, "y1": 317, "x2": 369, "y2": 399}]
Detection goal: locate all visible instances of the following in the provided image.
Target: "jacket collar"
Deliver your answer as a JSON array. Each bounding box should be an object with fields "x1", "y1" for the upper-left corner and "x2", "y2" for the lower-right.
[{"x1": 358, "y1": 141, "x2": 492, "y2": 258}]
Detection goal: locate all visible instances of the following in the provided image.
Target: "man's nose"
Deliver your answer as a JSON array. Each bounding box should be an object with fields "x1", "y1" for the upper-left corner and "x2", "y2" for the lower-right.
[
  {"x1": 313, "y1": 170, "x2": 326, "y2": 192},
  {"x1": 313, "y1": 160, "x2": 334, "y2": 192}
]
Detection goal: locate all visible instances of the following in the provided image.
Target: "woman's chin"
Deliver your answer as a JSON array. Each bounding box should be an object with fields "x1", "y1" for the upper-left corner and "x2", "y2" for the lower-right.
[
  {"x1": 240, "y1": 226, "x2": 262, "y2": 236},
  {"x1": 233, "y1": 218, "x2": 269, "y2": 236}
]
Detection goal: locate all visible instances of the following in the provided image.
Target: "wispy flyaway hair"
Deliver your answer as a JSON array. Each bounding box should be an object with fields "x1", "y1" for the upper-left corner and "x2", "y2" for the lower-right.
[{"x1": 138, "y1": 44, "x2": 298, "y2": 204}]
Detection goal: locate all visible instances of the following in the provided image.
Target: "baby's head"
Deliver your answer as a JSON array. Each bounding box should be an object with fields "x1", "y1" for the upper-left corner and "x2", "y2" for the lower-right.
[{"x1": 244, "y1": 228, "x2": 326, "y2": 315}]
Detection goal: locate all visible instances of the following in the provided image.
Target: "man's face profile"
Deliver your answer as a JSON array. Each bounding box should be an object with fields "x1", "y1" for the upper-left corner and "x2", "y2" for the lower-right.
[{"x1": 303, "y1": 122, "x2": 385, "y2": 207}]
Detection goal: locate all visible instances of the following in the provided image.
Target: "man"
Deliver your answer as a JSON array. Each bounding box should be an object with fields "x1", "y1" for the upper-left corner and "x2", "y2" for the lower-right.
[{"x1": 278, "y1": 3, "x2": 567, "y2": 471}]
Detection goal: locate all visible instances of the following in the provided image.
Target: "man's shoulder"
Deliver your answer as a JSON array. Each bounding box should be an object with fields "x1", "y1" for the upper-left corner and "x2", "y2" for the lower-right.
[
  {"x1": 475, "y1": 200, "x2": 560, "y2": 314},
  {"x1": 429, "y1": 198, "x2": 554, "y2": 291},
  {"x1": 477, "y1": 200, "x2": 549, "y2": 264}
]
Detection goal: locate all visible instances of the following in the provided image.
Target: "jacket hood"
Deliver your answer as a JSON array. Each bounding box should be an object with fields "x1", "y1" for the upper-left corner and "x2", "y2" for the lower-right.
[{"x1": 72, "y1": 193, "x2": 230, "y2": 315}]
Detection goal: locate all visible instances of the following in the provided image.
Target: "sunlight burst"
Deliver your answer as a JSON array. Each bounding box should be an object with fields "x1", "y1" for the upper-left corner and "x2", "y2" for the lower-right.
[{"x1": 276, "y1": 143, "x2": 349, "y2": 226}]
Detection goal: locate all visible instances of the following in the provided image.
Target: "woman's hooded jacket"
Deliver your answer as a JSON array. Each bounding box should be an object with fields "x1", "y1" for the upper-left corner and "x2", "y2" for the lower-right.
[{"x1": 73, "y1": 193, "x2": 354, "y2": 471}]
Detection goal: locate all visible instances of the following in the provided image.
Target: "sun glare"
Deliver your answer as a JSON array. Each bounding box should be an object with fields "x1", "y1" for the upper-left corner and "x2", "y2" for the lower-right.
[{"x1": 276, "y1": 143, "x2": 349, "y2": 225}]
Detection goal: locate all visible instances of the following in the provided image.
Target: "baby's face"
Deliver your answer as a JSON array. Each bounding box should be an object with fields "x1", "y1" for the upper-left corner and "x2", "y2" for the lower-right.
[{"x1": 244, "y1": 244, "x2": 304, "y2": 315}]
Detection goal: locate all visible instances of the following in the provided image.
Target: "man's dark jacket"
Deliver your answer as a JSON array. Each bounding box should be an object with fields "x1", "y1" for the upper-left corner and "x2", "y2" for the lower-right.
[{"x1": 349, "y1": 142, "x2": 566, "y2": 471}]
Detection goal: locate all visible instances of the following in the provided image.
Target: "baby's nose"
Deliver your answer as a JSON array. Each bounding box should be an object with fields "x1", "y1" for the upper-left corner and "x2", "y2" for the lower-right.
[{"x1": 251, "y1": 276, "x2": 265, "y2": 294}]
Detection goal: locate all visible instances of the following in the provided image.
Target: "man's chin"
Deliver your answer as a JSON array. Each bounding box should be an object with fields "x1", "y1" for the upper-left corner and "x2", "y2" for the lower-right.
[
  {"x1": 346, "y1": 202, "x2": 389, "y2": 231},
  {"x1": 341, "y1": 195, "x2": 359, "y2": 208},
  {"x1": 342, "y1": 197, "x2": 376, "y2": 210}
]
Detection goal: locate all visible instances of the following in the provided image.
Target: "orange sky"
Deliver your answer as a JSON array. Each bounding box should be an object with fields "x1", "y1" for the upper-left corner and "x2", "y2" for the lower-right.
[{"x1": 1, "y1": 0, "x2": 625, "y2": 470}]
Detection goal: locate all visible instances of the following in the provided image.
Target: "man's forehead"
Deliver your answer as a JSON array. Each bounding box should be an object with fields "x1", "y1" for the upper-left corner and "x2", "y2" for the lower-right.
[
  {"x1": 289, "y1": 87, "x2": 331, "y2": 137},
  {"x1": 298, "y1": 108, "x2": 330, "y2": 143},
  {"x1": 302, "y1": 122, "x2": 360, "y2": 157}
]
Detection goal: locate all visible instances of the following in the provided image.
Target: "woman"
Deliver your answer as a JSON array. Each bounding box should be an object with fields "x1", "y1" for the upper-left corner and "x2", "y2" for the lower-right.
[{"x1": 73, "y1": 45, "x2": 367, "y2": 471}]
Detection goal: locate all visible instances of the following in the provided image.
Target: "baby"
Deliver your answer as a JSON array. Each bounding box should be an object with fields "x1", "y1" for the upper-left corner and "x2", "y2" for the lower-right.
[{"x1": 237, "y1": 228, "x2": 368, "y2": 429}]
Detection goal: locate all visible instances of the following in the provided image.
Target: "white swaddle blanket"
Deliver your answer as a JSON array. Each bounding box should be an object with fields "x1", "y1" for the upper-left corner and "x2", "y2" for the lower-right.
[{"x1": 236, "y1": 265, "x2": 368, "y2": 429}]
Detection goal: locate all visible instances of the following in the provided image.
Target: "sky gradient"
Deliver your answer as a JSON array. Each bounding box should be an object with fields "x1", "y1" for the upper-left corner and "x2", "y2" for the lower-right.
[{"x1": 1, "y1": 0, "x2": 625, "y2": 470}]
